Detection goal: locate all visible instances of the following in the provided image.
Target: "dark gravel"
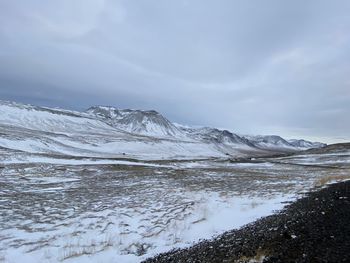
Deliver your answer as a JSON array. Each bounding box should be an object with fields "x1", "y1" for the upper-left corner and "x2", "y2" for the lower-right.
[{"x1": 143, "y1": 181, "x2": 350, "y2": 263}]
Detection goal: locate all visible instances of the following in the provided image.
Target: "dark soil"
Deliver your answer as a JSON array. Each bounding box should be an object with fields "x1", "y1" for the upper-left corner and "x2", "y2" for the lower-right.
[{"x1": 143, "y1": 181, "x2": 350, "y2": 263}]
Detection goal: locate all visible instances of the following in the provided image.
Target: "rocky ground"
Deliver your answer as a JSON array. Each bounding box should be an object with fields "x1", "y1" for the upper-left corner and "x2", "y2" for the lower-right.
[{"x1": 143, "y1": 180, "x2": 350, "y2": 263}]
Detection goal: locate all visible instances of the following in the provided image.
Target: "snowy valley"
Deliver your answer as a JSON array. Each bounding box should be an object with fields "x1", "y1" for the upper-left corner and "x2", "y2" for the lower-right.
[
  {"x1": 0, "y1": 100, "x2": 324, "y2": 163},
  {"x1": 1, "y1": 101, "x2": 349, "y2": 263}
]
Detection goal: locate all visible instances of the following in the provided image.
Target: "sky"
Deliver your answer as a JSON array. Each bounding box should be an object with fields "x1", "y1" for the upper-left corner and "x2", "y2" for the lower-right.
[{"x1": 0, "y1": 0, "x2": 349, "y2": 143}]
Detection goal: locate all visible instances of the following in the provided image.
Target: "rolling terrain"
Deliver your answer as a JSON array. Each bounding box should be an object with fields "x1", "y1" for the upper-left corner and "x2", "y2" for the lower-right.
[
  {"x1": 0, "y1": 100, "x2": 324, "y2": 163},
  {"x1": 1, "y1": 100, "x2": 348, "y2": 263}
]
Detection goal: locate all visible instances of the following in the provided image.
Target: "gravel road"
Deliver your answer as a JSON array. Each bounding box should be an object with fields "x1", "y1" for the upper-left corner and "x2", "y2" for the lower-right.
[{"x1": 143, "y1": 181, "x2": 350, "y2": 263}]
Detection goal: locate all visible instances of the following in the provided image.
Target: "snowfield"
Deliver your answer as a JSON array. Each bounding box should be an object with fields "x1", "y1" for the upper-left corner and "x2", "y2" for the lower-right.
[
  {"x1": 0, "y1": 101, "x2": 345, "y2": 263},
  {"x1": 1, "y1": 154, "x2": 349, "y2": 263}
]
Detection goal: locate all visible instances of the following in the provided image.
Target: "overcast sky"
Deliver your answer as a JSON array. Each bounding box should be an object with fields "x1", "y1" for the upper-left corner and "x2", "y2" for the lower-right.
[{"x1": 0, "y1": 0, "x2": 349, "y2": 143}]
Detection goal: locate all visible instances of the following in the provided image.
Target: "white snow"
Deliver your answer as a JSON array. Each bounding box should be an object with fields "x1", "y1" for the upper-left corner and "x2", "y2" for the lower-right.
[
  {"x1": 0, "y1": 103, "x2": 117, "y2": 135},
  {"x1": 0, "y1": 100, "x2": 322, "y2": 161},
  {"x1": 0, "y1": 191, "x2": 292, "y2": 263},
  {"x1": 0, "y1": 156, "x2": 166, "y2": 167},
  {"x1": 0, "y1": 100, "x2": 334, "y2": 263}
]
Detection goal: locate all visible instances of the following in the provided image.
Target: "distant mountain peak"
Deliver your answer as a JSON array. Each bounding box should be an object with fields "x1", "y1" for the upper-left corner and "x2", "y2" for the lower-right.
[
  {"x1": 86, "y1": 106, "x2": 121, "y2": 119},
  {"x1": 0, "y1": 100, "x2": 326, "y2": 157},
  {"x1": 86, "y1": 106, "x2": 183, "y2": 138},
  {"x1": 288, "y1": 139, "x2": 326, "y2": 149},
  {"x1": 243, "y1": 134, "x2": 326, "y2": 150}
]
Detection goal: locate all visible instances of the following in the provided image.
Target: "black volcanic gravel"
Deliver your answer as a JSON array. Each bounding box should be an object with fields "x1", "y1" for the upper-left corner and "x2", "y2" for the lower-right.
[{"x1": 143, "y1": 181, "x2": 350, "y2": 263}]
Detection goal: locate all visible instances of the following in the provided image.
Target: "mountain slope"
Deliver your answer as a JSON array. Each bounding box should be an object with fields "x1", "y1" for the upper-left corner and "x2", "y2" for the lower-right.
[
  {"x1": 86, "y1": 106, "x2": 185, "y2": 138},
  {"x1": 179, "y1": 127, "x2": 254, "y2": 147},
  {"x1": 0, "y1": 101, "x2": 121, "y2": 135},
  {"x1": 244, "y1": 135, "x2": 325, "y2": 151},
  {"x1": 288, "y1": 139, "x2": 326, "y2": 149},
  {"x1": 244, "y1": 135, "x2": 295, "y2": 150},
  {"x1": 0, "y1": 100, "x2": 325, "y2": 161}
]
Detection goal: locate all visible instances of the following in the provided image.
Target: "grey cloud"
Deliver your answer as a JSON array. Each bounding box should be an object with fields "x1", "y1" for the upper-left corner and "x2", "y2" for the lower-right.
[{"x1": 0, "y1": 0, "x2": 350, "y2": 143}]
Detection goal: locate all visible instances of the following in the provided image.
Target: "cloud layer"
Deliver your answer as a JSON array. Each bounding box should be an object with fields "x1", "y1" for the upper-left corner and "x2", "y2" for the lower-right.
[{"x1": 1, "y1": 0, "x2": 350, "y2": 143}]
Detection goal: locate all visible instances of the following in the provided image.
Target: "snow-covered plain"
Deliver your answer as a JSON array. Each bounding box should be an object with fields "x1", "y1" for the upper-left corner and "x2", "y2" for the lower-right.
[
  {"x1": 0, "y1": 100, "x2": 344, "y2": 262},
  {"x1": 1, "y1": 153, "x2": 350, "y2": 263}
]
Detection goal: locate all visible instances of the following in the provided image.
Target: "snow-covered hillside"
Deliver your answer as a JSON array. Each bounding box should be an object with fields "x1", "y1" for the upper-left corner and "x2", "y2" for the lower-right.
[
  {"x1": 86, "y1": 106, "x2": 184, "y2": 138},
  {"x1": 0, "y1": 101, "x2": 120, "y2": 135},
  {"x1": 0, "y1": 100, "x2": 325, "y2": 161},
  {"x1": 184, "y1": 127, "x2": 254, "y2": 146},
  {"x1": 288, "y1": 139, "x2": 326, "y2": 149},
  {"x1": 244, "y1": 135, "x2": 325, "y2": 151},
  {"x1": 0, "y1": 101, "x2": 337, "y2": 263}
]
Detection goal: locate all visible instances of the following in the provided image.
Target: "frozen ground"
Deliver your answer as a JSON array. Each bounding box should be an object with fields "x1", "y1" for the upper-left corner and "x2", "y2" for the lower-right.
[
  {"x1": 1, "y1": 152, "x2": 349, "y2": 263},
  {"x1": 0, "y1": 101, "x2": 346, "y2": 262}
]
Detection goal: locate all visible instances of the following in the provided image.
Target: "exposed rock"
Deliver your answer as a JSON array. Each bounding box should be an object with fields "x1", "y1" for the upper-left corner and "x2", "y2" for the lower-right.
[{"x1": 143, "y1": 181, "x2": 350, "y2": 263}]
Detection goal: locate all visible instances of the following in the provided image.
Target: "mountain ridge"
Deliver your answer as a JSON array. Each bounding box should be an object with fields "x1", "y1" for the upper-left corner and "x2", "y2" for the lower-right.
[
  {"x1": 0, "y1": 100, "x2": 326, "y2": 160},
  {"x1": 85, "y1": 105, "x2": 325, "y2": 149},
  {"x1": 86, "y1": 106, "x2": 185, "y2": 138}
]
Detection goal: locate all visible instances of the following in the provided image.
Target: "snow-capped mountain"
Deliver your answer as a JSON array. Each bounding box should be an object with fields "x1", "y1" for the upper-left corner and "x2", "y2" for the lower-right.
[
  {"x1": 288, "y1": 139, "x2": 326, "y2": 149},
  {"x1": 86, "y1": 106, "x2": 184, "y2": 138},
  {"x1": 181, "y1": 126, "x2": 254, "y2": 146},
  {"x1": 0, "y1": 100, "x2": 119, "y2": 135},
  {"x1": 244, "y1": 135, "x2": 295, "y2": 150},
  {"x1": 244, "y1": 135, "x2": 326, "y2": 150},
  {"x1": 0, "y1": 100, "x2": 325, "y2": 161}
]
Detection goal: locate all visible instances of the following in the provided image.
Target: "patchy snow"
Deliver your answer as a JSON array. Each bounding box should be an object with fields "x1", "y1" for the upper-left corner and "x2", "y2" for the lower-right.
[
  {"x1": 0, "y1": 133, "x2": 228, "y2": 160},
  {"x1": 86, "y1": 106, "x2": 187, "y2": 139},
  {"x1": 0, "y1": 188, "x2": 292, "y2": 263},
  {"x1": 0, "y1": 100, "x2": 323, "y2": 162},
  {"x1": 0, "y1": 100, "x2": 335, "y2": 263},
  {"x1": 276, "y1": 153, "x2": 350, "y2": 166},
  {"x1": 0, "y1": 103, "x2": 117, "y2": 135},
  {"x1": 0, "y1": 156, "x2": 166, "y2": 167},
  {"x1": 1, "y1": 152, "x2": 341, "y2": 263}
]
